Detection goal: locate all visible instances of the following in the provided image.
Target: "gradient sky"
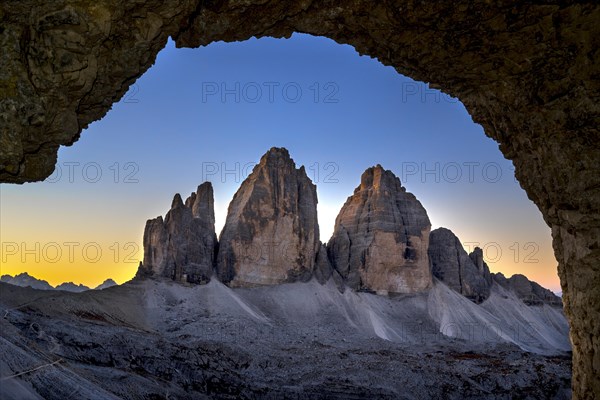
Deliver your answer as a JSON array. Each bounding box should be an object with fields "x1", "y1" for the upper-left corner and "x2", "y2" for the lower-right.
[{"x1": 0, "y1": 34, "x2": 560, "y2": 292}]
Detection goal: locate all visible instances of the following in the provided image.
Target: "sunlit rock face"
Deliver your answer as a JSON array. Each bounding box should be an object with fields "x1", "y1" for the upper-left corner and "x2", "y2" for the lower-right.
[
  {"x1": 140, "y1": 182, "x2": 218, "y2": 283},
  {"x1": 216, "y1": 147, "x2": 320, "y2": 287},
  {"x1": 428, "y1": 228, "x2": 492, "y2": 303},
  {"x1": 2, "y1": 1, "x2": 598, "y2": 397},
  {"x1": 328, "y1": 165, "x2": 432, "y2": 294}
]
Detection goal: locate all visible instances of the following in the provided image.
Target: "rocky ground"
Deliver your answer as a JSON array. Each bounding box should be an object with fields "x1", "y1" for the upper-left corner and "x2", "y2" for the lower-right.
[{"x1": 0, "y1": 278, "x2": 571, "y2": 399}]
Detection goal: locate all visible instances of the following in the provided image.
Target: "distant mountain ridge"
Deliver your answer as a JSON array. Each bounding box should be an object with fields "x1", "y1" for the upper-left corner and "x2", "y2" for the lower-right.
[
  {"x1": 0, "y1": 273, "x2": 117, "y2": 292},
  {"x1": 0, "y1": 272, "x2": 54, "y2": 291},
  {"x1": 428, "y1": 227, "x2": 562, "y2": 306}
]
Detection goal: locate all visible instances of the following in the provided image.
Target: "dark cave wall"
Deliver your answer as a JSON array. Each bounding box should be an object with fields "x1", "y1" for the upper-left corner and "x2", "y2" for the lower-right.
[{"x1": 1, "y1": 1, "x2": 598, "y2": 397}]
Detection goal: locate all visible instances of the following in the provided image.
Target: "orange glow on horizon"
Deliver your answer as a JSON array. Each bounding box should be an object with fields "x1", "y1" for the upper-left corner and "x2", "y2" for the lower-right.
[
  {"x1": 1, "y1": 186, "x2": 561, "y2": 292},
  {"x1": 1, "y1": 240, "x2": 142, "y2": 288},
  {"x1": 1, "y1": 237, "x2": 561, "y2": 292}
]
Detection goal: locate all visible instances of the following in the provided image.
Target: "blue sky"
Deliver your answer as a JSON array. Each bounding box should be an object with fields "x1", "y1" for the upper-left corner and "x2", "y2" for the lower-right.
[{"x1": 0, "y1": 34, "x2": 558, "y2": 291}]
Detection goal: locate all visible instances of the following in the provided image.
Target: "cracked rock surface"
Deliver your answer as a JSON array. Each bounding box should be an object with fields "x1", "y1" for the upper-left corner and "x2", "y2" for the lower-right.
[
  {"x1": 328, "y1": 165, "x2": 432, "y2": 294},
  {"x1": 140, "y1": 182, "x2": 218, "y2": 284},
  {"x1": 216, "y1": 147, "x2": 319, "y2": 287}
]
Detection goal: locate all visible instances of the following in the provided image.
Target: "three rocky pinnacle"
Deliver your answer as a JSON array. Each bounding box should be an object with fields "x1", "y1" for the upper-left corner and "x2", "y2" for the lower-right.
[{"x1": 138, "y1": 147, "x2": 560, "y2": 305}]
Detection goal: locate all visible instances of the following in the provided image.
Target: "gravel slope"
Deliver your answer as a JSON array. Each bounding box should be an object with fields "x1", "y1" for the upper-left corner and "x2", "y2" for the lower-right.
[{"x1": 0, "y1": 279, "x2": 571, "y2": 399}]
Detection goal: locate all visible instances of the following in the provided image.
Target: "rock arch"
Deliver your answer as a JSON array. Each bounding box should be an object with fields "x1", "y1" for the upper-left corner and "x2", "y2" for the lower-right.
[{"x1": 1, "y1": 1, "x2": 598, "y2": 397}]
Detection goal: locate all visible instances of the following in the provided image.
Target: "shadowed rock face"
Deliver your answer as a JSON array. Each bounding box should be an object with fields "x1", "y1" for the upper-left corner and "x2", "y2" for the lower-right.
[
  {"x1": 428, "y1": 228, "x2": 492, "y2": 303},
  {"x1": 469, "y1": 247, "x2": 493, "y2": 288},
  {"x1": 2, "y1": 2, "x2": 598, "y2": 396},
  {"x1": 141, "y1": 182, "x2": 218, "y2": 283},
  {"x1": 314, "y1": 242, "x2": 346, "y2": 293},
  {"x1": 429, "y1": 233, "x2": 561, "y2": 307},
  {"x1": 216, "y1": 147, "x2": 319, "y2": 287},
  {"x1": 493, "y1": 273, "x2": 562, "y2": 307},
  {"x1": 313, "y1": 243, "x2": 332, "y2": 285},
  {"x1": 328, "y1": 165, "x2": 431, "y2": 294}
]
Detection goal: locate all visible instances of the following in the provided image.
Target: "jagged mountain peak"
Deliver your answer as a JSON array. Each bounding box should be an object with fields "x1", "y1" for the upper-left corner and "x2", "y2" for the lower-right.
[
  {"x1": 328, "y1": 164, "x2": 432, "y2": 294},
  {"x1": 216, "y1": 147, "x2": 319, "y2": 286},
  {"x1": 137, "y1": 148, "x2": 559, "y2": 306}
]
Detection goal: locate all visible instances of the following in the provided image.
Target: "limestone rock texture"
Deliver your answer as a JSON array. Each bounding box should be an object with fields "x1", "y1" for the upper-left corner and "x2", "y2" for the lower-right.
[
  {"x1": 428, "y1": 228, "x2": 492, "y2": 303},
  {"x1": 216, "y1": 147, "x2": 319, "y2": 287},
  {"x1": 469, "y1": 247, "x2": 494, "y2": 288},
  {"x1": 140, "y1": 182, "x2": 218, "y2": 284},
  {"x1": 328, "y1": 165, "x2": 431, "y2": 294},
  {"x1": 313, "y1": 243, "x2": 332, "y2": 285},
  {"x1": 314, "y1": 242, "x2": 346, "y2": 293},
  {"x1": 1, "y1": 1, "x2": 599, "y2": 397},
  {"x1": 493, "y1": 273, "x2": 562, "y2": 307},
  {"x1": 430, "y1": 234, "x2": 560, "y2": 307}
]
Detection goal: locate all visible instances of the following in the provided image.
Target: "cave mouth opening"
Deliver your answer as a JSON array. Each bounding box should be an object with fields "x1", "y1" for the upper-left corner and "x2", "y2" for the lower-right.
[
  {"x1": 2, "y1": 33, "x2": 560, "y2": 295},
  {"x1": 5, "y1": 3, "x2": 599, "y2": 395}
]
